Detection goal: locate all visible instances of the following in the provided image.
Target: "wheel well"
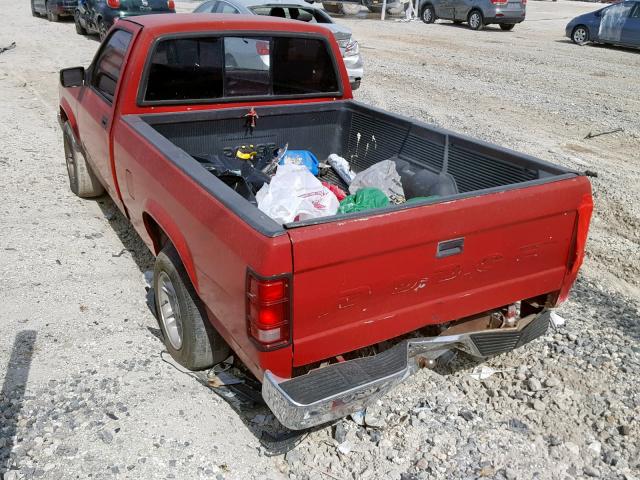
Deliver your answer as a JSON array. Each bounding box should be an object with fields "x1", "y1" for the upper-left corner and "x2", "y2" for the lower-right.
[
  {"x1": 573, "y1": 24, "x2": 588, "y2": 34},
  {"x1": 421, "y1": 2, "x2": 433, "y2": 12},
  {"x1": 143, "y1": 212, "x2": 169, "y2": 255},
  {"x1": 59, "y1": 107, "x2": 69, "y2": 124},
  {"x1": 469, "y1": 8, "x2": 482, "y2": 16}
]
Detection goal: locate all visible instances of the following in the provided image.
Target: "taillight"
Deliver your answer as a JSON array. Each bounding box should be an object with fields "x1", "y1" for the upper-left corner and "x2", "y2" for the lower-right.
[
  {"x1": 107, "y1": 0, "x2": 120, "y2": 8},
  {"x1": 246, "y1": 271, "x2": 290, "y2": 350},
  {"x1": 522, "y1": 0, "x2": 527, "y2": 5},
  {"x1": 490, "y1": 0, "x2": 508, "y2": 4},
  {"x1": 557, "y1": 193, "x2": 593, "y2": 304},
  {"x1": 255, "y1": 40, "x2": 270, "y2": 56},
  {"x1": 167, "y1": 0, "x2": 175, "y2": 9}
]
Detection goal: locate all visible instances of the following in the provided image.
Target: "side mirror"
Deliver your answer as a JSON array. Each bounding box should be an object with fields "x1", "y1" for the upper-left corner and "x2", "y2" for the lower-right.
[{"x1": 60, "y1": 67, "x2": 85, "y2": 88}]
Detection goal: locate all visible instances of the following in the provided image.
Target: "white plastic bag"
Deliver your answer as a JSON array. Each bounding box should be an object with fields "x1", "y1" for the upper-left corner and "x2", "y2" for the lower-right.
[
  {"x1": 349, "y1": 160, "x2": 405, "y2": 203},
  {"x1": 256, "y1": 164, "x2": 339, "y2": 224}
]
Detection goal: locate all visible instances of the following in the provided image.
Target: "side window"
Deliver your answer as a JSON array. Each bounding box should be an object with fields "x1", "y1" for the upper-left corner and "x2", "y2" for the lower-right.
[
  {"x1": 145, "y1": 37, "x2": 224, "y2": 101},
  {"x1": 194, "y1": 0, "x2": 216, "y2": 12},
  {"x1": 91, "y1": 30, "x2": 132, "y2": 102},
  {"x1": 216, "y1": 2, "x2": 239, "y2": 13}
]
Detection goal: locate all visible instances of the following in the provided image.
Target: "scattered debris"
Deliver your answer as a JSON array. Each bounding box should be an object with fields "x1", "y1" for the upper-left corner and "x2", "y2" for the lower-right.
[
  {"x1": 550, "y1": 311, "x2": 566, "y2": 328},
  {"x1": 584, "y1": 127, "x2": 623, "y2": 139},
  {"x1": 0, "y1": 42, "x2": 16, "y2": 54}
]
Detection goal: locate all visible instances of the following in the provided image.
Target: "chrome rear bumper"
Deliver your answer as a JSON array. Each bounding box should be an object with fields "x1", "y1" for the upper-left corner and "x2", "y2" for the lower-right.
[{"x1": 263, "y1": 310, "x2": 550, "y2": 430}]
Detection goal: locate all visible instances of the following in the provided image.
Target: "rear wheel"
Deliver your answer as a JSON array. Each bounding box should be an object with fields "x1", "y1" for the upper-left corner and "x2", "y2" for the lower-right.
[
  {"x1": 421, "y1": 4, "x2": 435, "y2": 23},
  {"x1": 468, "y1": 9, "x2": 484, "y2": 30},
  {"x1": 62, "y1": 122, "x2": 104, "y2": 198},
  {"x1": 98, "y1": 19, "x2": 109, "y2": 40},
  {"x1": 571, "y1": 25, "x2": 589, "y2": 45},
  {"x1": 154, "y1": 244, "x2": 229, "y2": 371},
  {"x1": 75, "y1": 11, "x2": 87, "y2": 35},
  {"x1": 500, "y1": 23, "x2": 515, "y2": 31}
]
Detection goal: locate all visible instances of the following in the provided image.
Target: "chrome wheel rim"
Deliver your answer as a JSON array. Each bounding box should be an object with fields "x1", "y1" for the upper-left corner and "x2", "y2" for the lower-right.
[
  {"x1": 423, "y1": 8, "x2": 432, "y2": 22},
  {"x1": 470, "y1": 13, "x2": 480, "y2": 29},
  {"x1": 64, "y1": 136, "x2": 77, "y2": 186},
  {"x1": 157, "y1": 271, "x2": 183, "y2": 350},
  {"x1": 574, "y1": 28, "x2": 586, "y2": 44}
]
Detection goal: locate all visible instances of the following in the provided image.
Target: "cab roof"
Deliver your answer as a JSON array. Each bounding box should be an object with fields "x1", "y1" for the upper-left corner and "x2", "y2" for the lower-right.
[{"x1": 123, "y1": 12, "x2": 333, "y2": 37}]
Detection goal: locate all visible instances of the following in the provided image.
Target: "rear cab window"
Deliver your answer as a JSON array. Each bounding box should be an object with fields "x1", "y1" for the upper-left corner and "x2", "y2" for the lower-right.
[
  {"x1": 141, "y1": 34, "x2": 341, "y2": 104},
  {"x1": 91, "y1": 29, "x2": 133, "y2": 103}
]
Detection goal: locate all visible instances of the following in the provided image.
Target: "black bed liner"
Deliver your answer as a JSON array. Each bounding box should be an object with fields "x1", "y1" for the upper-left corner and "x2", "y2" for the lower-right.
[{"x1": 124, "y1": 100, "x2": 578, "y2": 236}]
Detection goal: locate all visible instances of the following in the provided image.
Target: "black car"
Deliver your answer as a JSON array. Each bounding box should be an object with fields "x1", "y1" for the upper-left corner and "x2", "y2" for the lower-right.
[
  {"x1": 31, "y1": 0, "x2": 78, "y2": 21},
  {"x1": 74, "y1": 0, "x2": 175, "y2": 39}
]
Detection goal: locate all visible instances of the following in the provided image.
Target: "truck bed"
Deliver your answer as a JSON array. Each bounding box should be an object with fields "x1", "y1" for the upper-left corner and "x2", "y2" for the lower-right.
[
  {"x1": 123, "y1": 100, "x2": 589, "y2": 366},
  {"x1": 129, "y1": 100, "x2": 575, "y2": 231}
]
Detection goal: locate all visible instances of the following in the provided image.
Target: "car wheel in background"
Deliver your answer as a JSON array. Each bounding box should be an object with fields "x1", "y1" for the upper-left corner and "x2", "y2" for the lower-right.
[
  {"x1": 468, "y1": 10, "x2": 484, "y2": 30},
  {"x1": 46, "y1": 2, "x2": 60, "y2": 21},
  {"x1": 62, "y1": 122, "x2": 105, "y2": 198},
  {"x1": 154, "y1": 244, "x2": 230, "y2": 371},
  {"x1": 75, "y1": 12, "x2": 87, "y2": 34},
  {"x1": 571, "y1": 25, "x2": 589, "y2": 45},
  {"x1": 500, "y1": 23, "x2": 515, "y2": 31},
  {"x1": 31, "y1": 0, "x2": 39, "y2": 16},
  {"x1": 421, "y1": 4, "x2": 435, "y2": 23},
  {"x1": 322, "y1": 2, "x2": 341, "y2": 13},
  {"x1": 98, "y1": 19, "x2": 109, "y2": 40}
]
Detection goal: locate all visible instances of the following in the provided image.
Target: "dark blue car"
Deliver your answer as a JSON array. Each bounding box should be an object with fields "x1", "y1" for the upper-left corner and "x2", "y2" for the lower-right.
[{"x1": 566, "y1": 1, "x2": 640, "y2": 48}]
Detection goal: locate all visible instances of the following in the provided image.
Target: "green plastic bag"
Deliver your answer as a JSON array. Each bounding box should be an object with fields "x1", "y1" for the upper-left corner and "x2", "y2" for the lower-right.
[{"x1": 338, "y1": 187, "x2": 389, "y2": 214}]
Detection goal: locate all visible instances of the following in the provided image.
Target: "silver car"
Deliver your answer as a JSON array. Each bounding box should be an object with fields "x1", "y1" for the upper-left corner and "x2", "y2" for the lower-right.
[
  {"x1": 418, "y1": 0, "x2": 526, "y2": 30},
  {"x1": 193, "y1": 0, "x2": 364, "y2": 89}
]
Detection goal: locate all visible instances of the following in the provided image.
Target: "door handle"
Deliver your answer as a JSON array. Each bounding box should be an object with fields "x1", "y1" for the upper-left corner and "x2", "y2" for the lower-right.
[
  {"x1": 436, "y1": 238, "x2": 464, "y2": 258},
  {"x1": 100, "y1": 116, "x2": 108, "y2": 128}
]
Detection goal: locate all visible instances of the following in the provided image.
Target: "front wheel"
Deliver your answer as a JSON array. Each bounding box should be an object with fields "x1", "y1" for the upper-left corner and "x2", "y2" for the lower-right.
[
  {"x1": 75, "y1": 12, "x2": 87, "y2": 35},
  {"x1": 62, "y1": 122, "x2": 104, "y2": 198},
  {"x1": 500, "y1": 23, "x2": 515, "y2": 31},
  {"x1": 421, "y1": 4, "x2": 435, "y2": 24},
  {"x1": 571, "y1": 25, "x2": 589, "y2": 45},
  {"x1": 468, "y1": 10, "x2": 484, "y2": 30},
  {"x1": 154, "y1": 245, "x2": 229, "y2": 371}
]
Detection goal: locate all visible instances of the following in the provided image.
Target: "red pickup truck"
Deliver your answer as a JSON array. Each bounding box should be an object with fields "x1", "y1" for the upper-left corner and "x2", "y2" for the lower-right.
[{"x1": 58, "y1": 14, "x2": 593, "y2": 430}]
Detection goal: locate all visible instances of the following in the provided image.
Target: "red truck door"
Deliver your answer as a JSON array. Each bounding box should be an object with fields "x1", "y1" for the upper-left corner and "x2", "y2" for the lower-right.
[{"x1": 77, "y1": 29, "x2": 133, "y2": 210}]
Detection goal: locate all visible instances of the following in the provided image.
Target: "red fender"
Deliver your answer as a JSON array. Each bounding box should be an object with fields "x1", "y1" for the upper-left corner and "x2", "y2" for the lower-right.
[
  {"x1": 143, "y1": 199, "x2": 199, "y2": 292},
  {"x1": 59, "y1": 99, "x2": 79, "y2": 137}
]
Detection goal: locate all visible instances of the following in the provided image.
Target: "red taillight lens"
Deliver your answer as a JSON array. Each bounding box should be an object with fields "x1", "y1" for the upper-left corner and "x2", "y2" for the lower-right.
[
  {"x1": 255, "y1": 40, "x2": 270, "y2": 56},
  {"x1": 557, "y1": 193, "x2": 593, "y2": 304},
  {"x1": 246, "y1": 271, "x2": 290, "y2": 350},
  {"x1": 107, "y1": 0, "x2": 120, "y2": 8},
  {"x1": 490, "y1": 0, "x2": 508, "y2": 4},
  {"x1": 167, "y1": 0, "x2": 175, "y2": 9}
]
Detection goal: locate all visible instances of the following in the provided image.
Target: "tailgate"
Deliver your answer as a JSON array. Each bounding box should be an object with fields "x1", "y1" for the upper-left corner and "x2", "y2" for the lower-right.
[{"x1": 287, "y1": 176, "x2": 590, "y2": 366}]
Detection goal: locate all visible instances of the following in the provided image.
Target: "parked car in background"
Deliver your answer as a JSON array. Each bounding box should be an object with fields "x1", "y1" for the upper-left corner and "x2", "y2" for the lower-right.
[
  {"x1": 193, "y1": 0, "x2": 364, "y2": 89},
  {"x1": 74, "y1": 0, "x2": 175, "y2": 39},
  {"x1": 322, "y1": 0, "x2": 410, "y2": 15},
  {"x1": 31, "y1": 0, "x2": 77, "y2": 21},
  {"x1": 566, "y1": 1, "x2": 640, "y2": 47},
  {"x1": 419, "y1": 0, "x2": 526, "y2": 30}
]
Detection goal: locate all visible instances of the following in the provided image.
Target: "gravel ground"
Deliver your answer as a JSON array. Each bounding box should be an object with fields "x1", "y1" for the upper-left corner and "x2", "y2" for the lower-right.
[{"x1": 1, "y1": 1, "x2": 639, "y2": 479}]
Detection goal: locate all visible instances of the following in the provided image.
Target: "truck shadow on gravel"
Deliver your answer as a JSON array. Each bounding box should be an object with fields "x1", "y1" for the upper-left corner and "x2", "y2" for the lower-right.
[{"x1": 0, "y1": 330, "x2": 36, "y2": 475}]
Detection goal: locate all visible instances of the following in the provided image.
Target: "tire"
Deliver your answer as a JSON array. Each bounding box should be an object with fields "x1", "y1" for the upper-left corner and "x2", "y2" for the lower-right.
[
  {"x1": 31, "y1": 0, "x2": 39, "y2": 16},
  {"x1": 322, "y1": 2, "x2": 341, "y2": 13},
  {"x1": 571, "y1": 25, "x2": 589, "y2": 45},
  {"x1": 154, "y1": 245, "x2": 230, "y2": 371},
  {"x1": 500, "y1": 23, "x2": 515, "y2": 31},
  {"x1": 98, "y1": 19, "x2": 109, "y2": 41},
  {"x1": 75, "y1": 12, "x2": 87, "y2": 35},
  {"x1": 46, "y1": 3, "x2": 59, "y2": 21},
  {"x1": 421, "y1": 4, "x2": 435, "y2": 23},
  {"x1": 62, "y1": 122, "x2": 104, "y2": 198},
  {"x1": 468, "y1": 9, "x2": 483, "y2": 30}
]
